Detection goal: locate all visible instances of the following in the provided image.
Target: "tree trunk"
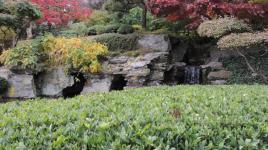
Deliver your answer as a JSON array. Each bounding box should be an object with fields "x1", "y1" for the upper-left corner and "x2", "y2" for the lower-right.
[
  {"x1": 142, "y1": 6, "x2": 147, "y2": 29},
  {"x1": 26, "y1": 21, "x2": 34, "y2": 40}
]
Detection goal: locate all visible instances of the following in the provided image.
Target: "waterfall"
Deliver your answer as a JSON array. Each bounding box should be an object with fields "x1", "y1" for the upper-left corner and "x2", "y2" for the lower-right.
[{"x1": 184, "y1": 66, "x2": 201, "y2": 84}]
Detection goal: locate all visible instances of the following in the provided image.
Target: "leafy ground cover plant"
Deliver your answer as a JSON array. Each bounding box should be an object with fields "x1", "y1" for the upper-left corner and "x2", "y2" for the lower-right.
[{"x1": 0, "y1": 85, "x2": 268, "y2": 149}]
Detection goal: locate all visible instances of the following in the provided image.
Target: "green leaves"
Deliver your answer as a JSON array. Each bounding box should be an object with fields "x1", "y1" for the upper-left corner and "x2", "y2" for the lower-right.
[{"x1": 0, "y1": 85, "x2": 268, "y2": 149}]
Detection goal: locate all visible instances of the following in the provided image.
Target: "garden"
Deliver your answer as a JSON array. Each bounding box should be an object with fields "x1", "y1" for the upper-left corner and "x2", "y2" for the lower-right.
[{"x1": 0, "y1": 0, "x2": 268, "y2": 149}]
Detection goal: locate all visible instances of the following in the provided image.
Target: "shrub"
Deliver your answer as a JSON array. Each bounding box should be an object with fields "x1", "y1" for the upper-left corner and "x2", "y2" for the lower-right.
[
  {"x1": 117, "y1": 24, "x2": 134, "y2": 34},
  {"x1": 88, "y1": 26, "x2": 97, "y2": 35},
  {"x1": 0, "y1": 38, "x2": 45, "y2": 72},
  {"x1": 0, "y1": 85, "x2": 268, "y2": 149},
  {"x1": 94, "y1": 33, "x2": 138, "y2": 51},
  {"x1": 198, "y1": 17, "x2": 252, "y2": 39},
  {"x1": 0, "y1": 35, "x2": 109, "y2": 73},
  {"x1": 0, "y1": 77, "x2": 8, "y2": 95},
  {"x1": 42, "y1": 35, "x2": 108, "y2": 73},
  {"x1": 132, "y1": 24, "x2": 143, "y2": 31},
  {"x1": 88, "y1": 25, "x2": 107, "y2": 35},
  {"x1": 223, "y1": 56, "x2": 268, "y2": 84},
  {"x1": 217, "y1": 31, "x2": 268, "y2": 49},
  {"x1": 88, "y1": 24, "x2": 121, "y2": 35},
  {"x1": 104, "y1": 24, "x2": 120, "y2": 33},
  {"x1": 0, "y1": 26, "x2": 16, "y2": 41},
  {"x1": 86, "y1": 10, "x2": 110, "y2": 26},
  {"x1": 250, "y1": 0, "x2": 268, "y2": 3},
  {"x1": 61, "y1": 22, "x2": 88, "y2": 37}
]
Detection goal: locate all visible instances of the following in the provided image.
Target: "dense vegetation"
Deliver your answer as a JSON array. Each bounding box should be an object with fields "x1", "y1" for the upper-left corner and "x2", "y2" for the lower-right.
[
  {"x1": 0, "y1": 35, "x2": 108, "y2": 73},
  {"x1": 1, "y1": 86, "x2": 268, "y2": 149}
]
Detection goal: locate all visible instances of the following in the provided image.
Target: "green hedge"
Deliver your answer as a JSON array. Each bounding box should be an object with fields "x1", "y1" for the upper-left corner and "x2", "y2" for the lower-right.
[
  {"x1": 0, "y1": 85, "x2": 268, "y2": 149},
  {"x1": 94, "y1": 33, "x2": 138, "y2": 51}
]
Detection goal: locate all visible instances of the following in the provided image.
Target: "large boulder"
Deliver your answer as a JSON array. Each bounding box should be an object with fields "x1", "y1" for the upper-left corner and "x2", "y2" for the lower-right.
[
  {"x1": 0, "y1": 67, "x2": 36, "y2": 99},
  {"x1": 37, "y1": 68, "x2": 74, "y2": 97},
  {"x1": 208, "y1": 70, "x2": 232, "y2": 80},
  {"x1": 138, "y1": 34, "x2": 171, "y2": 52},
  {"x1": 81, "y1": 75, "x2": 112, "y2": 94}
]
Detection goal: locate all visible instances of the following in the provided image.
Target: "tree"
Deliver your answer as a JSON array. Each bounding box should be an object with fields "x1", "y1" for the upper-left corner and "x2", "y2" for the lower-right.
[
  {"x1": 30, "y1": 0, "x2": 92, "y2": 26},
  {"x1": 0, "y1": 1, "x2": 41, "y2": 48},
  {"x1": 147, "y1": 0, "x2": 268, "y2": 29},
  {"x1": 105, "y1": 0, "x2": 148, "y2": 29}
]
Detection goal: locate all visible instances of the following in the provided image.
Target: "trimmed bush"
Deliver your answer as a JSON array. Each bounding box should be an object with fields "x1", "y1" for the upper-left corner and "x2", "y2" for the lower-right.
[
  {"x1": 61, "y1": 22, "x2": 88, "y2": 37},
  {"x1": 198, "y1": 17, "x2": 251, "y2": 39},
  {"x1": 94, "y1": 33, "x2": 138, "y2": 51},
  {"x1": 0, "y1": 86, "x2": 268, "y2": 149},
  {"x1": 117, "y1": 24, "x2": 134, "y2": 34},
  {"x1": 104, "y1": 24, "x2": 120, "y2": 33},
  {"x1": 86, "y1": 10, "x2": 110, "y2": 26},
  {"x1": 88, "y1": 24, "x2": 120, "y2": 35},
  {"x1": 217, "y1": 31, "x2": 268, "y2": 49},
  {"x1": 0, "y1": 77, "x2": 8, "y2": 95}
]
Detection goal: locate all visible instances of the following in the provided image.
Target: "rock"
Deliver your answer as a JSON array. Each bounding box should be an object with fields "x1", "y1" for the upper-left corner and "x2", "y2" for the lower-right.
[
  {"x1": 127, "y1": 68, "x2": 151, "y2": 77},
  {"x1": 210, "y1": 47, "x2": 239, "y2": 61},
  {"x1": 201, "y1": 61, "x2": 223, "y2": 70},
  {"x1": 138, "y1": 34, "x2": 171, "y2": 52},
  {"x1": 37, "y1": 68, "x2": 74, "y2": 97},
  {"x1": 81, "y1": 75, "x2": 112, "y2": 94},
  {"x1": 131, "y1": 61, "x2": 150, "y2": 69},
  {"x1": 211, "y1": 80, "x2": 228, "y2": 85},
  {"x1": 109, "y1": 56, "x2": 129, "y2": 64},
  {"x1": 208, "y1": 70, "x2": 232, "y2": 80},
  {"x1": 170, "y1": 43, "x2": 188, "y2": 62},
  {"x1": 149, "y1": 71, "x2": 164, "y2": 81},
  {"x1": 0, "y1": 67, "x2": 36, "y2": 99}
]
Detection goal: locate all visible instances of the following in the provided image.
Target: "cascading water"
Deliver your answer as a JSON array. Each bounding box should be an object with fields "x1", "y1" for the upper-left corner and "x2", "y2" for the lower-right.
[{"x1": 184, "y1": 66, "x2": 201, "y2": 84}]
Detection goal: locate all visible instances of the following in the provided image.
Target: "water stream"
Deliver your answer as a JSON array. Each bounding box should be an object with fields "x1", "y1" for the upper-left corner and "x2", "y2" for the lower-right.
[{"x1": 184, "y1": 66, "x2": 201, "y2": 84}]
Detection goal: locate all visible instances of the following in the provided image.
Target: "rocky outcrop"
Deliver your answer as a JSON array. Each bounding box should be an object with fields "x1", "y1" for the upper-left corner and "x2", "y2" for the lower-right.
[
  {"x1": 208, "y1": 70, "x2": 232, "y2": 80},
  {"x1": 37, "y1": 68, "x2": 74, "y2": 97},
  {"x1": 138, "y1": 34, "x2": 171, "y2": 52},
  {"x1": 81, "y1": 74, "x2": 112, "y2": 94},
  {"x1": 0, "y1": 67, "x2": 36, "y2": 99}
]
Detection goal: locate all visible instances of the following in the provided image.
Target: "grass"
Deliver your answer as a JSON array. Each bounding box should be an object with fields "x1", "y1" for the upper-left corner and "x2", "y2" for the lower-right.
[{"x1": 0, "y1": 85, "x2": 268, "y2": 149}]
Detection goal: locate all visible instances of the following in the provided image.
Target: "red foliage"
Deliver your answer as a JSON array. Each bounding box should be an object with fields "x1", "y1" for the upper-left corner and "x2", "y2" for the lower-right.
[
  {"x1": 147, "y1": 0, "x2": 268, "y2": 29},
  {"x1": 30, "y1": 0, "x2": 92, "y2": 26}
]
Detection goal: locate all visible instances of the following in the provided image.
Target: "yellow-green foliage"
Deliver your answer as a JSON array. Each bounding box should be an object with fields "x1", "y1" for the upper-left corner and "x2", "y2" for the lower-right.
[
  {"x1": 86, "y1": 10, "x2": 110, "y2": 26},
  {"x1": 0, "y1": 42, "x2": 44, "y2": 72},
  {"x1": 42, "y1": 36, "x2": 108, "y2": 73},
  {"x1": 0, "y1": 35, "x2": 108, "y2": 73},
  {"x1": 198, "y1": 17, "x2": 251, "y2": 39},
  {"x1": 250, "y1": 0, "x2": 268, "y2": 3},
  {"x1": 217, "y1": 31, "x2": 268, "y2": 49},
  {"x1": 132, "y1": 24, "x2": 143, "y2": 31},
  {"x1": 0, "y1": 26, "x2": 16, "y2": 41}
]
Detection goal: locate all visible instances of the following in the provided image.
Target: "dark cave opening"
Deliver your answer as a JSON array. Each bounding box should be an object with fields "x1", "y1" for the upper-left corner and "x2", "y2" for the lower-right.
[
  {"x1": 62, "y1": 73, "x2": 86, "y2": 99},
  {"x1": 110, "y1": 75, "x2": 127, "y2": 91}
]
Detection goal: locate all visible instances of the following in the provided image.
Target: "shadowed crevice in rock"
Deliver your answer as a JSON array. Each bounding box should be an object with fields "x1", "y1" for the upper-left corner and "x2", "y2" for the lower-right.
[
  {"x1": 62, "y1": 73, "x2": 86, "y2": 99},
  {"x1": 110, "y1": 75, "x2": 127, "y2": 91}
]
